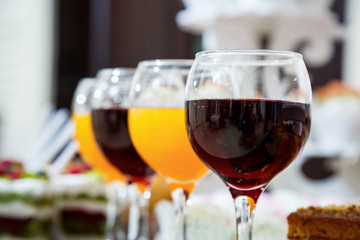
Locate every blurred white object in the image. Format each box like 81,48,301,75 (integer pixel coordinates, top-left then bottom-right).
0,0,56,159
176,0,344,67
344,0,360,90
154,188,352,240
270,153,358,198
272,89,360,198
311,96,360,155
51,174,107,198
47,140,79,177
24,108,70,163
24,108,75,174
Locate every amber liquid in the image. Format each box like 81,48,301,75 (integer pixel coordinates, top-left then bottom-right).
128,108,209,194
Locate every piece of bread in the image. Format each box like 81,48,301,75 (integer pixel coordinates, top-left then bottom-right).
287,205,360,240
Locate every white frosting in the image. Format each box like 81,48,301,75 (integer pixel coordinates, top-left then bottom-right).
0,201,53,219
50,174,106,197
57,200,107,213
0,178,51,197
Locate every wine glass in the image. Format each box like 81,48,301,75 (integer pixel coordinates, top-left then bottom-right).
72,77,130,239
90,68,155,240
72,77,126,183
128,60,209,240
185,50,312,240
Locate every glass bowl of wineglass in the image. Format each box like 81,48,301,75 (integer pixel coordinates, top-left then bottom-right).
185,50,312,240
128,59,209,240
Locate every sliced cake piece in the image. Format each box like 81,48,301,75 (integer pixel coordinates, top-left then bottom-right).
0,159,53,240
52,173,108,240
287,205,360,240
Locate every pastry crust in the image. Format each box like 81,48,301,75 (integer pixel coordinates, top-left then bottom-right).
287,205,360,240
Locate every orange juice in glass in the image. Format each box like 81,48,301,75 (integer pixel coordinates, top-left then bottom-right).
128,60,208,240
129,108,208,194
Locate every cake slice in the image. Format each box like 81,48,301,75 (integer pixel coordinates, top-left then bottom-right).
287,205,360,240
52,173,108,240
0,160,53,240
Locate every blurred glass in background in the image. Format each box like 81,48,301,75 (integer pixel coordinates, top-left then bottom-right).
0,0,56,159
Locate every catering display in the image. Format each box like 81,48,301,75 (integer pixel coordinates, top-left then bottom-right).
52,157,108,240
0,156,111,240
0,160,53,239
6,51,360,240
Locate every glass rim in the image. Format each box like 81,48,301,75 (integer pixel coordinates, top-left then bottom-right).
137,59,194,68
96,67,136,78
195,49,303,63
78,77,96,83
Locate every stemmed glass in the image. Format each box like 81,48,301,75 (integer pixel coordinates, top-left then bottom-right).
128,60,209,240
185,50,312,240
72,77,129,239
72,77,126,183
90,68,155,240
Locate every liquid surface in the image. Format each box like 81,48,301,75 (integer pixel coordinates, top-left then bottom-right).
128,108,208,193
92,108,154,185
186,99,311,192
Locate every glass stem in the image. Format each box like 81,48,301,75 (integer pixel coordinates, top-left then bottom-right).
127,184,150,240
116,186,129,240
105,183,128,240
105,192,117,240
234,196,255,240
171,188,188,240
136,189,150,240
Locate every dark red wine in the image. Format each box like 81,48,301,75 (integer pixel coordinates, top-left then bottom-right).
186,99,310,198
60,208,106,235
0,216,49,237
92,108,154,184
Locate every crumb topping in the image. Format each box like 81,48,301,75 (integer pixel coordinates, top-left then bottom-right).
292,205,360,220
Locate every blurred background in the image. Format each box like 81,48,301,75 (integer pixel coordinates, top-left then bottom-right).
1,0,360,192
0,0,194,160
0,0,352,152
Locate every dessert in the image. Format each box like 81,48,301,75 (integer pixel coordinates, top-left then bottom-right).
0,160,53,240
52,156,109,240
52,174,108,240
287,205,360,240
